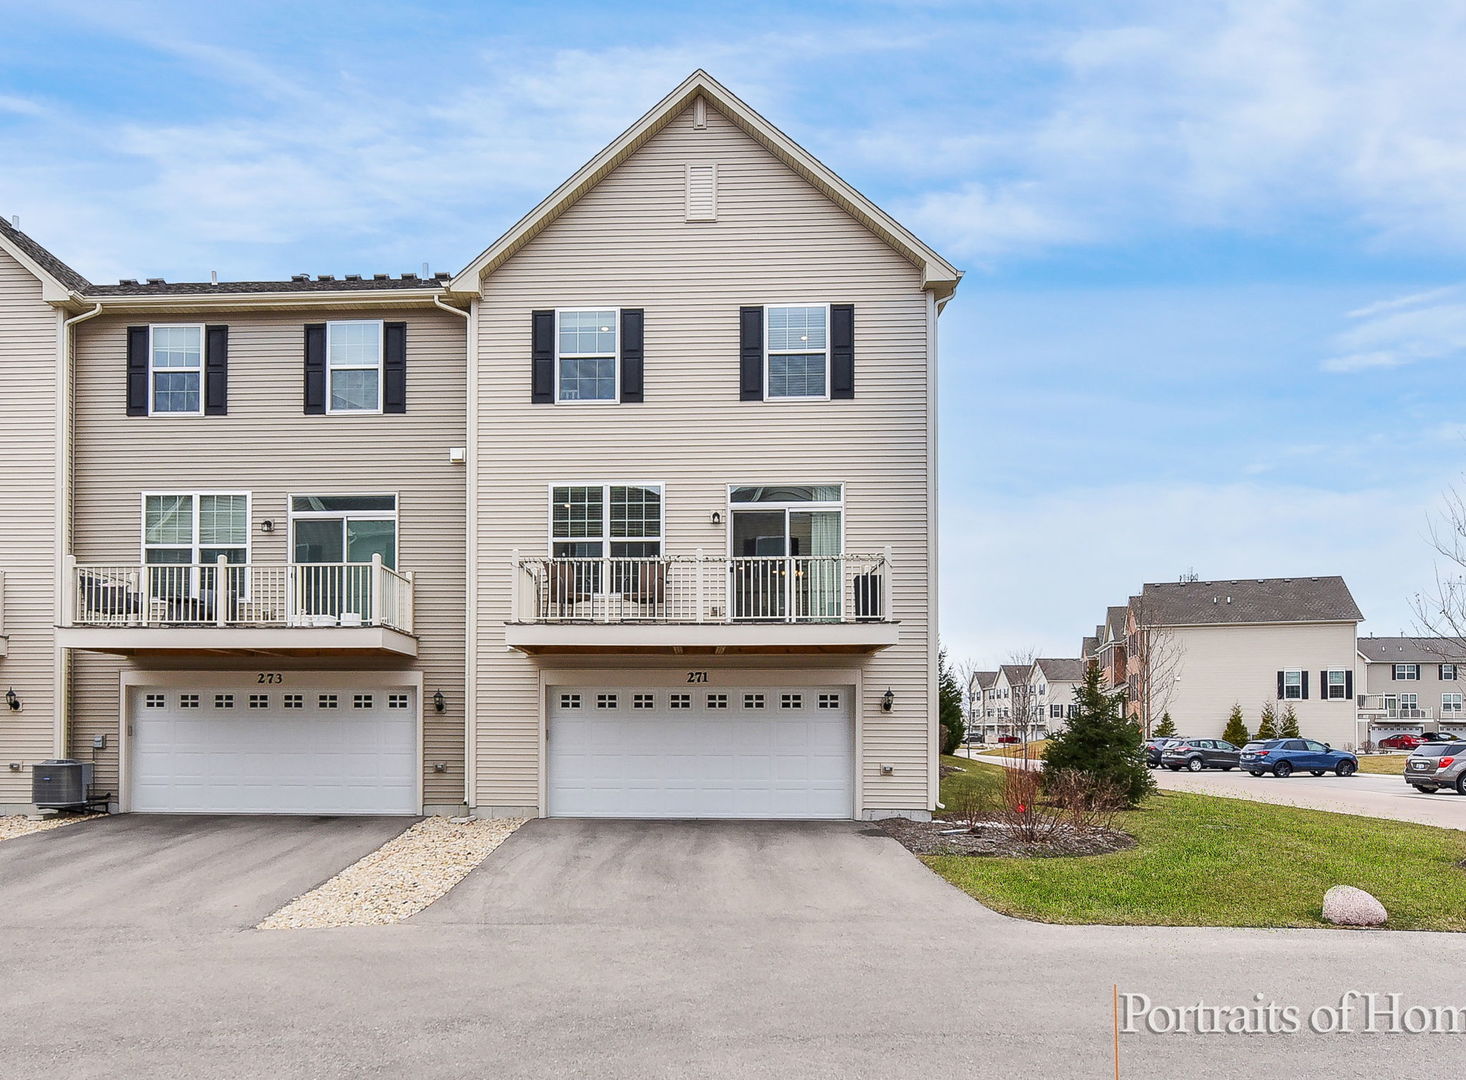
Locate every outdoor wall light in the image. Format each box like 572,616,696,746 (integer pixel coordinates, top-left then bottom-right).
260,519,275,534
5,688,20,712
711,511,723,526
433,690,446,713
881,688,894,713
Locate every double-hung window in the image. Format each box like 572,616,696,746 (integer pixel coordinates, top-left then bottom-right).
150,325,204,415
549,484,662,598
1325,669,1349,700
765,305,828,400
326,321,383,413
556,310,618,403
142,493,249,601
1282,670,1304,699
1443,693,1463,715
1443,664,1459,681
1394,663,1420,681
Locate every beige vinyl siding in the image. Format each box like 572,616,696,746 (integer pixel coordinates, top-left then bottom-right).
0,250,59,805
69,307,467,807
1362,660,1463,726
472,102,934,814
1164,622,1361,746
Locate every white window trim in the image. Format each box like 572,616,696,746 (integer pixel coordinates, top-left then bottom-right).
1394,663,1421,681
763,303,832,402
1442,664,1459,681
139,491,252,566
545,482,665,559
724,482,845,559
286,492,400,566
1325,669,1349,700
1282,669,1304,700
325,320,385,415
1443,692,1463,713
553,307,621,406
148,324,205,418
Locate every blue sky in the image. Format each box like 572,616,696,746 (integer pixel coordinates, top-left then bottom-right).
2,0,1463,666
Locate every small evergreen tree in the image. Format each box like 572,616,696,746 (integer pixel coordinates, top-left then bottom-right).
1043,665,1154,807
938,647,965,755
1152,712,1177,738
1279,703,1301,739
1256,702,1279,740
1222,703,1250,746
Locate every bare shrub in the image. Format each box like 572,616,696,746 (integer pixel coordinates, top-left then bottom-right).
1045,768,1125,836
948,786,989,831
991,763,1064,843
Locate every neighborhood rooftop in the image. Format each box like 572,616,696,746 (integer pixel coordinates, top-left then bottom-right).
1035,658,1085,681
1139,576,1363,626
1357,635,1466,663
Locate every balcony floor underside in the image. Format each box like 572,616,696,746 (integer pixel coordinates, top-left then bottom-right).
503,621,899,655
55,626,419,657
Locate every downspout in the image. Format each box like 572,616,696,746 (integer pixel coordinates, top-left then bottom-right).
54,300,103,763
432,293,475,812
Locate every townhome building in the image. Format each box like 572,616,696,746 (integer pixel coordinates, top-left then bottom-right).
1356,636,1466,739
1031,658,1084,734
968,669,997,735
0,70,959,821
1129,577,1364,746
1093,606,1130,693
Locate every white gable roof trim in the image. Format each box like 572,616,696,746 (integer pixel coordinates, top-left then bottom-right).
448,70,962,299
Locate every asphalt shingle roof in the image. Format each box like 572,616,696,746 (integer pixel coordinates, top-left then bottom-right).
1080,635,1098,658
1357,636,1466,663
1139,576,1363,626
1000,663,1032,684
971,670,998,689
1035,658,1085,682
0,215,90,291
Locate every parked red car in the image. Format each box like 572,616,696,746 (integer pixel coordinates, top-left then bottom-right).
1378,733,1424,751
996,735,1021,744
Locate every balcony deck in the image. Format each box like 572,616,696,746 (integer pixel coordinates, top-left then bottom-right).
504,552,899,655
58,556,417,657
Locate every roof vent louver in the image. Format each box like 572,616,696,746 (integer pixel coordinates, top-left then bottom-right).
316,274,334,282
435,271,450,280
119,278,138,286
146,277,164,285
372,273,388,281
345,274,362,282
291,274,308,282
400,272,417,280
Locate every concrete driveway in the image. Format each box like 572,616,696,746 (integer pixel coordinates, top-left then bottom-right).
0,813,414,932
0,817,1464,1079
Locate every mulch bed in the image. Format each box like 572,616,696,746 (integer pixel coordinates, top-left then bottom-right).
876,816,1135,858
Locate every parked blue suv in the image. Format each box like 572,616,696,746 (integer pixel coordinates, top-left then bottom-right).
1240,738,1358,778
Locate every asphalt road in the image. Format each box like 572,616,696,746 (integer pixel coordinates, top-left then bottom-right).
0,815,1463,1079
968,750,1466,830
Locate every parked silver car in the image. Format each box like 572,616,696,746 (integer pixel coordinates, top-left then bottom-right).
1404,741,1466,794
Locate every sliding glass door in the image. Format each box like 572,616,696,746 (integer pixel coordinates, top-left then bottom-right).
728,485,842,620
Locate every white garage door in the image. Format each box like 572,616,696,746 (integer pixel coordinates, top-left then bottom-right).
129,684,418,814
547,684,854,819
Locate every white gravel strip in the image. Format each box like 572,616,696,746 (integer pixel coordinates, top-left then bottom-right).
256,816,525,930
0,813,101,842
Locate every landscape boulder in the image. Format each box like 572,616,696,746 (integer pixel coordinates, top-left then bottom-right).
1322,885,1387,927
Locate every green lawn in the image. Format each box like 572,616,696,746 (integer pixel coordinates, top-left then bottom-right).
1354,754,1409,776
975,740,1051,759
930,756,1466,931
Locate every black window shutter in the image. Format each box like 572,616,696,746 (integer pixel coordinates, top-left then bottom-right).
303,324,326,415
126,325,149,416
1345,670,1354,699
531,310,554,403
1301,670,1309,700
620,308,644,403
739,306,763,401
830,303,854,399
1319,671,1328,700
383,322,407,413
1276,671,1284,700
204,324,229,416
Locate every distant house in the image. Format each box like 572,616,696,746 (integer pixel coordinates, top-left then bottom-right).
1031,658,1085,735
1133,577,1364,746
1356,636,1466,737
967,670,997,733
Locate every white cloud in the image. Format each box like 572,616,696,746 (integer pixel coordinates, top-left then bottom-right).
1321,284,1466,373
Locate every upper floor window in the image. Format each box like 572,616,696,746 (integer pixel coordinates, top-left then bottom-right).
1443,664,1459,681
1443,693,1463,714
1281,669,1304,699
1394,663,1420,681
1325,669,1349,699
557,309,618,403
150,325,203,415
765,305,828,400
327,321,383,413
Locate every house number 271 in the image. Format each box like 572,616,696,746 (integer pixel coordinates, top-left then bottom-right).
686,671,709,683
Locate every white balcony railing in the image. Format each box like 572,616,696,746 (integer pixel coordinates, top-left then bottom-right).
66,555,414,633
510,550,893,625
1358,694,1441,725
